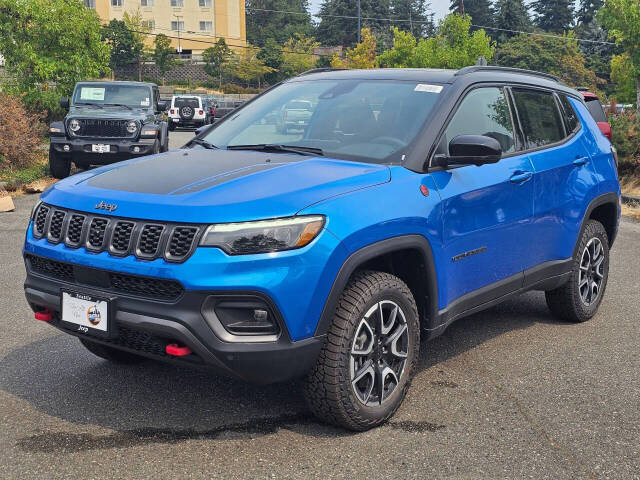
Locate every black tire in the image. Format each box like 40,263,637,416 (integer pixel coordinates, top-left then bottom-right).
75,160,90,170
151,139,160,155
179,106,194,121
168,122,176,131
545,220,610,323
79,338,145,364
49,146,71,179
303,270,420,431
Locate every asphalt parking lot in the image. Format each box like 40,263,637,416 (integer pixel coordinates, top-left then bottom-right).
1,150,639,478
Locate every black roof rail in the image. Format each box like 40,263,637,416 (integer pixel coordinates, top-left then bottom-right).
297,68,345,77
455,65,561,83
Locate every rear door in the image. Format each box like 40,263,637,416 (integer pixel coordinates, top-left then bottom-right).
430,86,535,308
511,89,600,271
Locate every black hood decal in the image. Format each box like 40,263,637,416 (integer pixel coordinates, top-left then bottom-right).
86,149,301,195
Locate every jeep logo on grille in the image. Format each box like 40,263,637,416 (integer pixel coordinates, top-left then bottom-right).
94,201,118,212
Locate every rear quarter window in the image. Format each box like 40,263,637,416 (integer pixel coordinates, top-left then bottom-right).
585,98,607,123
558,95,580,133
512,89,565,149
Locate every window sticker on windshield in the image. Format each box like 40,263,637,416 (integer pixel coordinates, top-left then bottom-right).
414,84,443,93
141,97,150,106
79,87,105,101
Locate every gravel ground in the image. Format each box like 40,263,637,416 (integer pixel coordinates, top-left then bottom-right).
1,158,639,479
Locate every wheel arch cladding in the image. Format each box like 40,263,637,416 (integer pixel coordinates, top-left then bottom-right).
578,192,620,254
314,235,439,337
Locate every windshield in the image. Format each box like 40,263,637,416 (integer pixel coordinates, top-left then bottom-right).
202,79,442,163
72,84,152,108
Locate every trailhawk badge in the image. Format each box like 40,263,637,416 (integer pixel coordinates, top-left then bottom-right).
94,200,118,212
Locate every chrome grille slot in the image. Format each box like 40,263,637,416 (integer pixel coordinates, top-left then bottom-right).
87,218,109,250
33,204,50,238
167,226,199,261
137,224,164,257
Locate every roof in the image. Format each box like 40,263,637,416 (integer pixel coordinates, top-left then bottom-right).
293,67,580,96
75,80,157,88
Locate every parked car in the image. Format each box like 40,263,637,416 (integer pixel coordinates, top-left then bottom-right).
49,81,169,179
578,89,612,140
276,100,314,133
213,100,245,121
168,96,206,130
24,67,620,431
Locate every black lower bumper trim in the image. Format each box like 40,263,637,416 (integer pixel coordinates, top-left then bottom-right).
24,272,324,384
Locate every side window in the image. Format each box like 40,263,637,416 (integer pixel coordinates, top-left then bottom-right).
557,94,580,133
512,89,565,148
442,87,516,155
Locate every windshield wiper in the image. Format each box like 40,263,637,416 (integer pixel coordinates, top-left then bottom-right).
226,144,324,156
102,103,133,110
74,102,103,109
190,138,218,149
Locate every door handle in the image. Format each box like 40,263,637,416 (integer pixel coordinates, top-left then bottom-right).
510,171,532,184
573,156,589,166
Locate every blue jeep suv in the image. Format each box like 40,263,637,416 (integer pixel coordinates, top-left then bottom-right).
23,67,621,430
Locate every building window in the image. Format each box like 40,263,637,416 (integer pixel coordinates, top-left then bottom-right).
141,0,154,6
171,21,185,31
142,20,155,30
83,0,96,7
170,0,183,7
199,0,212,7
199,21,213,31
111,0,123,6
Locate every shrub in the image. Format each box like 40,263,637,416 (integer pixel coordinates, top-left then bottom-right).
610,112,640,175
220,83,262,94
0,93,45,170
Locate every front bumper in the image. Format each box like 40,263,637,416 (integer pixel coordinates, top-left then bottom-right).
24,268,324,384
51,135,157,163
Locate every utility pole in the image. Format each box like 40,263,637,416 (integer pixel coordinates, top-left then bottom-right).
174,14,183,54
458,0,464,15
357,0,361,43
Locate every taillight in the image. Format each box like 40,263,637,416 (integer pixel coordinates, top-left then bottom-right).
170,109,174,114
199,110,204,115
211,107,215,114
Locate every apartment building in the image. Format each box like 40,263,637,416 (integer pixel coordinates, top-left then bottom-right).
84,0,246,55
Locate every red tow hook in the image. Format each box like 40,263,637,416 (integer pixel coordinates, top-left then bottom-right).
166,343,192,356
34,309,53,322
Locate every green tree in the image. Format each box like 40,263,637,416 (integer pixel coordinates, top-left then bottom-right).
246,0,315,47
449,0,495,31
599,0,640,111
281,34,320,77
611,53,638,103
257,38,285,84
378,15,494,69
153,34,178,85
203,39,233,88
531,0,575,32
391,0,435,38
317,0,394,49
331,28,378,69
102,19,140,76
577,0,604,26
122,9,151,81
230,45,275,88
492,0,532,42
0,0,109,117
495,32,598,89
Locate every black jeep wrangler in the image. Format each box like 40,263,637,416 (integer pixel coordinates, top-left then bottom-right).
49,81,169,179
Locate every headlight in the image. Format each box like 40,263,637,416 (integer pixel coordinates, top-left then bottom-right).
49,126,63,134
126,120,138,134
140,125,159,138
200,215,325,255
68,119,80,132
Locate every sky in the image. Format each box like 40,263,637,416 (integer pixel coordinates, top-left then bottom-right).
308,0,450,21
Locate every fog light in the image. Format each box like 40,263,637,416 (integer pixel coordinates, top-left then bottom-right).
202,296,280,340
63,144,70,152
133,146,140,153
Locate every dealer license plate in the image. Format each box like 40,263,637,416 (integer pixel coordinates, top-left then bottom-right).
61,291,109,334
92,144,110,153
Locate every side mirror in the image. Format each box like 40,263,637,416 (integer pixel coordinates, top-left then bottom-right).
60,97,70,110
194,126,206,136
157,101,168,112
435,135,502,167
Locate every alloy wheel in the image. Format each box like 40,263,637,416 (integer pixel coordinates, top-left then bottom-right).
349,300,409,406
578,237,605,306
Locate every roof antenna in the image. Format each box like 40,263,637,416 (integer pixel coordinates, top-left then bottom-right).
476,56,487,66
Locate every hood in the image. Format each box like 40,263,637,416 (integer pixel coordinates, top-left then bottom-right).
41,148,391,223
67,106,151,122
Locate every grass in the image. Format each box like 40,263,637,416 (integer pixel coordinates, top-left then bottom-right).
620,175,640,220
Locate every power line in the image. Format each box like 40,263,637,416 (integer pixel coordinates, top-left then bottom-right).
245,7,617,46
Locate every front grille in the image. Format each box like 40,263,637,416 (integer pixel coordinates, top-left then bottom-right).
26,254,184,301
48,210,66,242
74,119,134,138
32,203,201,263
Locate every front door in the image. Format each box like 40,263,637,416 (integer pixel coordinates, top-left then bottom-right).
430,86,534,309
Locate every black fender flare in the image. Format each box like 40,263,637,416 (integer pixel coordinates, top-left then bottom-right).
572,192,620,258
159,121,169,151
313,235,439,337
